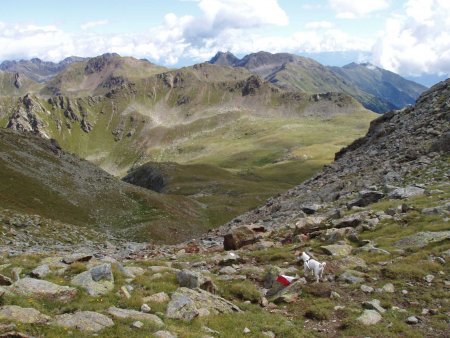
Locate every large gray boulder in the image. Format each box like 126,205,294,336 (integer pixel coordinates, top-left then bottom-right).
0,305,51,324
166,287,241,322
53,311,114,332
10,278,77,302
107,307,164,327
71,263,114,296
176,270,216,293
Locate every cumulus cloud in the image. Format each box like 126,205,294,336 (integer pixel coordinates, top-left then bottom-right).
329,0,390,19
372,0,450,76
80,20,109,30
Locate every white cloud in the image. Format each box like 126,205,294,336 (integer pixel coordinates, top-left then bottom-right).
80,20,109,30
372,0,450,76
305,21,334,30
329,0,389,19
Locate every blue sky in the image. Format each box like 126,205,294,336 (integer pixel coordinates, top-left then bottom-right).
0,0,449,83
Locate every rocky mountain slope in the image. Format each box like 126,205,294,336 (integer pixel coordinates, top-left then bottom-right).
0,80,447,338
209,51,427,113
0,128,211,244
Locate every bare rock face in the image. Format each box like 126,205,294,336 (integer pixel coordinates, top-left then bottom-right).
6,95,48,138
13,73,21,89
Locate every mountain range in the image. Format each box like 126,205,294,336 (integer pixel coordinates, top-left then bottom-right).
209,51,426,112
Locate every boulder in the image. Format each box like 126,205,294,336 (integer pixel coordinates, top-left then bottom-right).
71,263,114,296
223,226,257,250
107,307,164,327
62,253,93,264
357,309,382,325
321,244,353,257
301,204,321,215
219,266,237,275
176,270,216,293
53,311,114,332
394,231,450,249
166,287,240,322
320,227,355,244
347,190,384,208
332,215,364,228
294,216,327,234
388,186,425,199
0,305,50,324
267,279,306,301
10,278,77,302
30,265,51,279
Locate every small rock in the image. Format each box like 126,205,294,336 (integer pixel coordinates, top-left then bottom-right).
62,253,93,264
321,244,353,257
243,327,251,334
262,331,276,338
389,186,425,199
405,316,419,325
120,286,131,299
424,274,434,283
0,305,51,324
11,268,22,282
357,309,382,325
361,285,374,293
0,274,12,286
402,289,408,295
382,283,395,293
363,299,386,314
330,291,341,299
141,304,151,313
131,320,144,329
338,270,365,284
31,265,51,279
219,266,236,275
143,292,170,303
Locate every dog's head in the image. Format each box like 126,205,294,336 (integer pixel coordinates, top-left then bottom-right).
301,252,310,261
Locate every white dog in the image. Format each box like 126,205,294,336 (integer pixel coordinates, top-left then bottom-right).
301,252,326,283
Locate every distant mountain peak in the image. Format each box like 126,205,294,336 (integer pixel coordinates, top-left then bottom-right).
209,51,239,66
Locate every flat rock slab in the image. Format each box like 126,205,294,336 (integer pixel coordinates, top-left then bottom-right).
107,307,164,327
166,287,241,322
10,278,77,302
0,305,50,324
62,253,93,264
394,231,450,248
321,244,353,257
143,292,170,303
53,311,114,332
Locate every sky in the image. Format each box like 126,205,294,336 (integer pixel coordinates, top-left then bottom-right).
0,0,449,84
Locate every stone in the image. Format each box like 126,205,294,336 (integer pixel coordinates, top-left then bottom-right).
219,252,241,266
405,316,419,325
10,278,77,302
357,310,382,325
347,190,384,208
354,243,390,255
321,244,353,257
71,264,114,296
0,305,50,324
363,299,386,314
107,307,164,327
382,283,395,293
123,266,146,278
218,266,237,275
141,303,151,313
53,311,114,332
332,215,364,228
62,253,93,264
294,216,327,234
338,270,365,284
301,204,321,214
394,231,450,249
153,331,177,338
263,266,282,289
120,286,131,299
11,268,21,282
243,327,251,334
330,291,341,299
30,265,51,279
361,285,374,293
131,320,144,329
0,274,12,286
197,308,211,317
177,270,216,293
320,227,355,244
267,280,305,302
166,287,240,322
143,292,170,303
424,274,434,283
223,226,257,250
340,256,367,270
388,186,425,199
262,331,276,338
202,326,220,335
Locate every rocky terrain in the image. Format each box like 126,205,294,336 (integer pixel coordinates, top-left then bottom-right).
0,76,448,337
210,51,426,113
